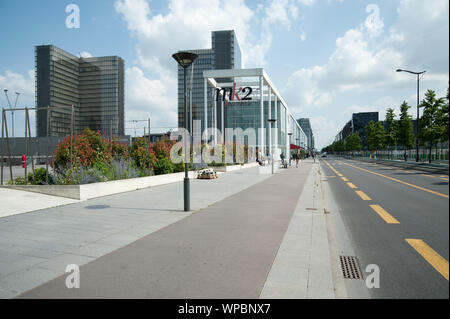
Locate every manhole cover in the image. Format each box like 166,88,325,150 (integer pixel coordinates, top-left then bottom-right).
340,255,362,279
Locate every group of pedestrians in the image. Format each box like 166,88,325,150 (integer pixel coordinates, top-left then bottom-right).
280,152,301,168
257,149,313,168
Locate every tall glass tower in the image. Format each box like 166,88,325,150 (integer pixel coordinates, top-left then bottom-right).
35,45,124,137
177,30,242,135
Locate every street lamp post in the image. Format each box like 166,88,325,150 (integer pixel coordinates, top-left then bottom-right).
288,132,293,166
172,52,198,212
268,119,276,174
396,69,426,162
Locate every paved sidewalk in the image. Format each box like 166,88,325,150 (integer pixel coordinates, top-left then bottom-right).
0,188,79,218
17,163,312,298
260,160,335,298
0,167,270,298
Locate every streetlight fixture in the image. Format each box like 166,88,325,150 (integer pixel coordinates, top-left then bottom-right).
3,89,17,138
172,51,198,211
396,68,426,162
268,119,277,174
288,132,293,166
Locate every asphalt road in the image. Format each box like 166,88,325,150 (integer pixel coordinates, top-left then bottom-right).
321,156,449,298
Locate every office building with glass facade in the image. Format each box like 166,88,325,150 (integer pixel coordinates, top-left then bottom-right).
297,118,314,153
335,112,379,149
177,30,241,136
35,45,124,137
203,68,307,158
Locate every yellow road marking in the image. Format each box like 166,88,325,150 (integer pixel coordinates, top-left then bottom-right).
347,182,357,189
441,178,449,182
341,177,349,182
355,190,371,200
327,175,336,178
440,175,449,178
369,204,400,224
405,239,449,281
337,173,343,177
344,163,449,199
422,174,435,178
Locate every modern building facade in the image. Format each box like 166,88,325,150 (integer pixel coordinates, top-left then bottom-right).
297,118,314,153
203,68,307,158
35,45,124,137
177,30,241,135
335,112,378,149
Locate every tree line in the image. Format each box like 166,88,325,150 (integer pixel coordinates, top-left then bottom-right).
322,86,449,163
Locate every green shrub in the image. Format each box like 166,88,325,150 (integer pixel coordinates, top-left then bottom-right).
53,128,113,169
7,176,26,185
27,168,53,185
153,156,174,175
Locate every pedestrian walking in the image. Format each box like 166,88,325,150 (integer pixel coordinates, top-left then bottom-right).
280,152,287,168
295,152,299,168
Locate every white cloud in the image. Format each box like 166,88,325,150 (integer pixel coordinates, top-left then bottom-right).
115,0,302,135
298,0,316,6
125,66,178,132
0,70,35,105
364,4,384,37
300,31,306,41
283,0,448,149
79,51,93,58
284,0,448,111
310,115,340,149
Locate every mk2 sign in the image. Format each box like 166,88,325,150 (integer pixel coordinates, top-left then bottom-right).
215,83,253,102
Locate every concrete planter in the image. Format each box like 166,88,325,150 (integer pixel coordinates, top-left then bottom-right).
213,162,258,172
1,171,197,200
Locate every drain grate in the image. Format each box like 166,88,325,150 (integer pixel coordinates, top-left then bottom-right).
339,256,362,279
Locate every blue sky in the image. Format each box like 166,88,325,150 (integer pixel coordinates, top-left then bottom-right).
0,0,448,149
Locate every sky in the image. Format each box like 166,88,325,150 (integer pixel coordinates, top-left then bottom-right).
0,0,448,149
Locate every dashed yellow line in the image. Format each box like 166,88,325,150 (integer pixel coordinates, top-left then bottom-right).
355,190,371,200
344,163,449,199
406,239,449,281
369,204,400,224
341,177,349,182
421,174,435,178
347,182,357,189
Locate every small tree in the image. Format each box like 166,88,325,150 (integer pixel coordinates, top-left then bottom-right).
438,85,449,143
365,121,386,157
397,101,414,161
345,132,362,156
385,108,398,159
419,89,445,163
334,139,345,154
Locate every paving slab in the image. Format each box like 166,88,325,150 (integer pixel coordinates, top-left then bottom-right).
17,164,311,298
1,166,270,298
0,187,79,218
260,160,335,299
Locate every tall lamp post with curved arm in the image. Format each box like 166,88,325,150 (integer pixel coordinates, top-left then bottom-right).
396,68,426,162
172,52,198,211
